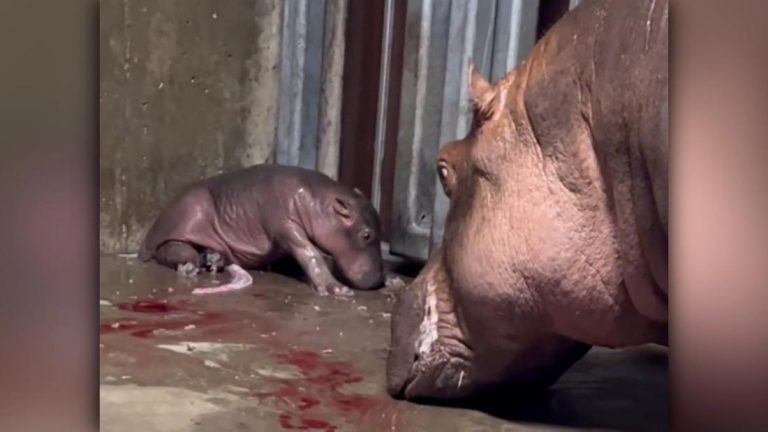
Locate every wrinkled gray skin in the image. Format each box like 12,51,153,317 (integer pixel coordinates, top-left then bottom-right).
139,164,385,295
388,0,668,400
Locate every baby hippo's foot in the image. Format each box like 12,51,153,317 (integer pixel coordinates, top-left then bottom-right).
385,274,407,289
176,262,200,277
315,282,354,297
203,249,226,273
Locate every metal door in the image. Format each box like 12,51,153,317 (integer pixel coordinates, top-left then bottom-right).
272,0,581,263
389,0,543,262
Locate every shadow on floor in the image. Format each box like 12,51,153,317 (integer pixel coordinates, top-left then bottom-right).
266,254,424,286
408,346,668,432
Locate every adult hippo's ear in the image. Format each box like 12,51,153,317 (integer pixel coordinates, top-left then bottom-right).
469,61,493,104
468,61,504,121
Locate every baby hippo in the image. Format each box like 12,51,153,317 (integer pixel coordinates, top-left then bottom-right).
138,164,385,295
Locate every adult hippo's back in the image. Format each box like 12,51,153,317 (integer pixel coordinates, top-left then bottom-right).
139,164,385,295
388,0,668,399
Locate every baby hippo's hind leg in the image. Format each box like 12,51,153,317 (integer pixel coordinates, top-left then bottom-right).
155,241,203,277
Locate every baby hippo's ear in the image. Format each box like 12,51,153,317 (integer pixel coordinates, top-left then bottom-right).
333,196,352,219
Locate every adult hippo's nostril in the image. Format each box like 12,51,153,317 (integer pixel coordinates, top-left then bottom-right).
402,356,475,401
386,280,427,398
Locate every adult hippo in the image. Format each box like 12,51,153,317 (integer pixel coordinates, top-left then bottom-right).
387,0,668,400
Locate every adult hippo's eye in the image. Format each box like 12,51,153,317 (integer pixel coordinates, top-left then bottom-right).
437,161,454,197
438,165,449,181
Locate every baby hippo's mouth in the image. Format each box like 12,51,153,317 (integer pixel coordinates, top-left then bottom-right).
333,255,385,291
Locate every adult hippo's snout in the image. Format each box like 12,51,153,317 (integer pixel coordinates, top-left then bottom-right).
387,249,591,401
386,250,477,400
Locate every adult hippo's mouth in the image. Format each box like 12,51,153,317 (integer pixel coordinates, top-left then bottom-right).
386,250,477,400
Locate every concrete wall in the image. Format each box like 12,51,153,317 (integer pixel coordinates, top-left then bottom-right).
100,0,282,254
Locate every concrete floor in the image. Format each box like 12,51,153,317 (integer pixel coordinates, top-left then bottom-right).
100,255,668,432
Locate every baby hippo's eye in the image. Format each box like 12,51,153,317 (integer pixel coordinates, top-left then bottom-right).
360,230,371,242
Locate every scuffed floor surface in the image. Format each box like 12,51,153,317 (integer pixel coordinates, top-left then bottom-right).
100,255,668,432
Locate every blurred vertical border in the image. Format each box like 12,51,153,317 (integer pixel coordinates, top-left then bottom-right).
1,0,768,430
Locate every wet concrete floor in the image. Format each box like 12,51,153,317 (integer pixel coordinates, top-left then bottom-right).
100,255,668,432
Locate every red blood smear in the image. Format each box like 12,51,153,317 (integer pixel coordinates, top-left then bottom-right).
333,395,375,414
100,319,206,338
255,350,381,431
278,413,336,431
297,396,321,411
101,299,223,338
279,351,323,373
254,386,320,411
116,299,180,314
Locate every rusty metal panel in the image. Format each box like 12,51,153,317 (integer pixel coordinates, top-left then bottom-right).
275,0,327,169
491,0,540,82
389,0,451,261
389,0,540,261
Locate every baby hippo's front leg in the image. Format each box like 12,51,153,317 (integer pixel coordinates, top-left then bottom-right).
297,250,353,296
281,226,353,296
